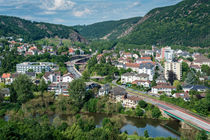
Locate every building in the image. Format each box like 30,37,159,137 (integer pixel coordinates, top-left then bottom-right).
16,62,56,73
173,93,190,101
121,72,149,84
161,46,174,62
139,63,155,81
48,82,69,95
136,57,152,63
122,95,141,108
98,84,111,96
183,85,209,93
132,80,151,88
62,73,75,83
156,75,167,84
164,62,182,80
111,87,127,101
125,63,140,72
43,72,61,83
151,85,176,96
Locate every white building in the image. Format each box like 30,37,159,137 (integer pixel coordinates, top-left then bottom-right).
62,73,75,83
151,85,176,96
139,63,155,81
121,72,149,84
16,62,56,73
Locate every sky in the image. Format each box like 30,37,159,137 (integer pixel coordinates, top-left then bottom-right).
0,0,182,26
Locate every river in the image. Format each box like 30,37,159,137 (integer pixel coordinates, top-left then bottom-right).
3,113,182,139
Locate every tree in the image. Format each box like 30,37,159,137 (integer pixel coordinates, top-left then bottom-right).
135,106,144,116
196,130,208,140
68,79,88,108
11,74,34,104
138,100,147,108
173,80,182,91
100,56,106,64
75,50,80,55
201,65,210,76
152,107,161,119
144,130,149,138
82,70,90,82
185,70,196,85
168,70,177,85
151,80,157,87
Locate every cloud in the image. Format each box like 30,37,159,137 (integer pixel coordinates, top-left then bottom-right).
73,8,92,17
41,0,75,11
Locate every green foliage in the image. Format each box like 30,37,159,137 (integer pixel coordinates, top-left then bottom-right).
84,98,99,113
144,130,149,138
11,74,34,104
138,100,148,108
196,130,208,140
135,106,144,116
120,0,210,47
185,70,196,85
68,79,91,108
74,17,141,40
168,71,177,85
201,65,210,76
151,107,161,119
0,15,85,42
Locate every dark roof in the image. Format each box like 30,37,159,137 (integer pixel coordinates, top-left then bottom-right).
111,87,127,96
139,63,154,69
183,85,209,90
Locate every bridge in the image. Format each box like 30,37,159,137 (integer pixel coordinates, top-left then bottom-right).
112,80,210,134
65,55,91,79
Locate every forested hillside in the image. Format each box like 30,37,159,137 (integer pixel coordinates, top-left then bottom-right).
73,17,141,40
120,0,210,47
0,15,86,43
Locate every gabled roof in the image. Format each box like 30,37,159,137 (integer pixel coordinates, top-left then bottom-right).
111,87,127,96
125,63,140,68
2,73,11,78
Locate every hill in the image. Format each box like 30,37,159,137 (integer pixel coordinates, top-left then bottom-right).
73,17,141,40
120,0,210,47
0,15,86,43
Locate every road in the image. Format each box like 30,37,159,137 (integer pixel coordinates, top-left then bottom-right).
112,79,210,133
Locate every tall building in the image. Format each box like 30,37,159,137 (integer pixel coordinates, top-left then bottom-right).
161,46,174,62
164,62,182,80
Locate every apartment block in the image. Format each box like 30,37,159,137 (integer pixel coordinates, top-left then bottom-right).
16,62,56,73
164,62,182,80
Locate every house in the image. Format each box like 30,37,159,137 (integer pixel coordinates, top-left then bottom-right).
156,75,167,84
133,54,139,59
136,57,152,63
121,72,149,84
111,87,127,101
0,88,10,97
173,92,190,101
62,73,75,83
151,85,176,96
183,85,209,93
190,65,201,72
1,73,12,85
125,63,140,72
114,62,125,69
139,63,155,81
178,59,191,66
193,55,210,67
98,84,111,96
132,80,151,88
123,52,132,59
48,82,69,95
69,48,75,55
43,71,61,84
122,95,142,108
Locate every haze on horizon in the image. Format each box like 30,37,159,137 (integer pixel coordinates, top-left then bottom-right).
0,0,182,26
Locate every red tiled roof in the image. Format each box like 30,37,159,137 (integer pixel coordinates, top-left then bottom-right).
2,73,11,78
140,57,151,60
125,63,140,68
